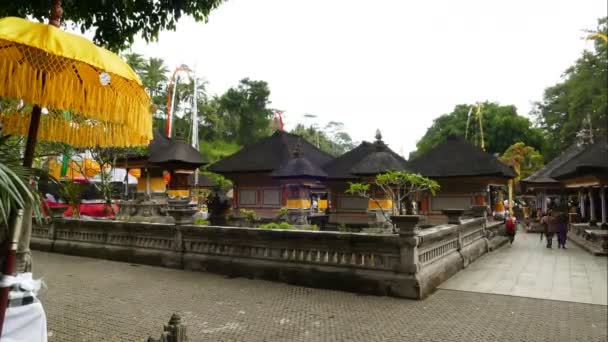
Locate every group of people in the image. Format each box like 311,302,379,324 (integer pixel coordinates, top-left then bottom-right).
539,209,569,249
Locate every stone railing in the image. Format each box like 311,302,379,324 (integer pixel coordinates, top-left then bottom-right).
32,213,506,299
568,223,608,256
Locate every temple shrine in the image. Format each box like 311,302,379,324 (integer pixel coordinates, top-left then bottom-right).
208,130,333,219
408,135,517,224
323,130,407,227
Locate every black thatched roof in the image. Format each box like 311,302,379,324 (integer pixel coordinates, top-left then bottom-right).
551,140,608,180
271,157,328,178
115,130,207,169
208,131,333,174
148,131,208,169
323,131,407,179
271,139,328,178
407,136,516,178
521,143,585,185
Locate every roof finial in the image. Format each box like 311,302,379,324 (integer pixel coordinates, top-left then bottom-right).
576,114,594,146
293,138,303,158
375,129,382,142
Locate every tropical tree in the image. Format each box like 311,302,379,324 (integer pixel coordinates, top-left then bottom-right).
291,123,355,156
123,52,147,77
532,17,607,159
0,134,43,230
2,0,225,52
410,102,545,159
142,58,170,97
217,78,274,145
499,142,544,184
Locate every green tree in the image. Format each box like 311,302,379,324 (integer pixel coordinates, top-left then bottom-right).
217,78,273,145
122,52,147,77
142,58,170,97
2,0,225,52
532,17,607,159
410,102,545,159
499,142,544,184
291,123,355,156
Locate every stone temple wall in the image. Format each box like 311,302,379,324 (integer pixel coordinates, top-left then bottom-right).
32,217,507,299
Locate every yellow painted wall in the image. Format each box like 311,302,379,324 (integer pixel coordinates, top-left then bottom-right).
368,199,392,210
136,177,166,193
318,199,328,209
168,189,190,198
287,199,310,209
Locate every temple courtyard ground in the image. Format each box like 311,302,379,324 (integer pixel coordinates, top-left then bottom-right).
34,230,607,342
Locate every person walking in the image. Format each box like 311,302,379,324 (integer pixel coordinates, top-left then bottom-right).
544,209,558,248
505,215,517,246
556,212,569,249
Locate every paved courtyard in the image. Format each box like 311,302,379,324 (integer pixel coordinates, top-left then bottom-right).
33,247,607,342
440,229,608,305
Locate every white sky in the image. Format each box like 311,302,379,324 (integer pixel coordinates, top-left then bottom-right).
130,0,606,157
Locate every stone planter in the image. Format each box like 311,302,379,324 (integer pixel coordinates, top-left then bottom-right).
470,205,487,218
49,206,66,219
442,208,465,224
391,215,421,235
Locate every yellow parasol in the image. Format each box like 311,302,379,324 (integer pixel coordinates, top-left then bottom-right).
0,16,152,148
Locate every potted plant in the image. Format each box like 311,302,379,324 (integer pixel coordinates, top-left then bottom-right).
59,181,83,219
346,171,439,232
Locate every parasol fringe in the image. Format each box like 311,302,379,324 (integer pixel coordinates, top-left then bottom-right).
0,57,152,144
0,111,149,148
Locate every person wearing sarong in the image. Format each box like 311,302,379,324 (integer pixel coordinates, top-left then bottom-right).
556,213,569,249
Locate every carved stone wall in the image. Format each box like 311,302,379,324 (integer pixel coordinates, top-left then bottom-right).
32,217,505,299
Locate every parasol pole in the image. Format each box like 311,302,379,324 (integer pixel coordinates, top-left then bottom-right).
0,1,62,337
192,74,199,188
0,210,25,335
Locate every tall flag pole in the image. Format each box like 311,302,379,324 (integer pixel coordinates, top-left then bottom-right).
274,110,284,131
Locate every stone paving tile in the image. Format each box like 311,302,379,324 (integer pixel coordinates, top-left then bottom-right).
439,228,608,305
33,251,607,342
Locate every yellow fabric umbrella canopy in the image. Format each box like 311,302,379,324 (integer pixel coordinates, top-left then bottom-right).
0,16,152,147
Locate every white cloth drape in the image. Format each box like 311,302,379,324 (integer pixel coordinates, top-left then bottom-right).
0,273,47,342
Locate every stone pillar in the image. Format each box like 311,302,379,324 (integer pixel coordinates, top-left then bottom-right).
600,187,606,225
393,215,421,274
147,313,188,342
541,192,548,213
589,188,597,222
581,190,587,220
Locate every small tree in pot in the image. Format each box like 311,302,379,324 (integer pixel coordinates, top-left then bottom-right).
346,171,439,230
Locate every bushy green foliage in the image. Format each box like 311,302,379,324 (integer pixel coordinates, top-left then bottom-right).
299,224,319,231
533,17,607,159
193,217,210,226
275,207,289,221
291,121,356,156
410,102,545,159
2,1,225,52
239,209,259,226
259,222,294,230
200,141,242,164
499,142,545,183
59,182,83,218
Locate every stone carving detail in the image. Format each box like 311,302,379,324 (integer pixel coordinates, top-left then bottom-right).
183,239,399,270
147,313,188,342
419,239,458,264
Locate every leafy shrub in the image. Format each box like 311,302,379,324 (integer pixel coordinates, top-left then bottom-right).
239,208,259,226
299,224,319,231
259,222,279,229
193,217,210,226
259,222,294,230
278,222,293,230
275,207,289,221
